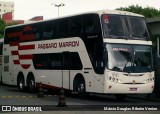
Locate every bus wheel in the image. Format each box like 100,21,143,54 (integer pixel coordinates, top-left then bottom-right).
115,94,126,101
17,76,25,92
27,77,36,93
75,79,87,98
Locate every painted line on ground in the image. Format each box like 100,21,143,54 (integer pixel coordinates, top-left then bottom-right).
0,95,56,99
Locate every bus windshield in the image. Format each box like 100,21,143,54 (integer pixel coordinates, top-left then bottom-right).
102,14,149,40
106,44,153,73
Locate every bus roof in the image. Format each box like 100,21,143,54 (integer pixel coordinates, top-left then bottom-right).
5,9,144,29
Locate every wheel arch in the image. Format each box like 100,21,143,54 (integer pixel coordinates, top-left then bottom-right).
73,73,85,91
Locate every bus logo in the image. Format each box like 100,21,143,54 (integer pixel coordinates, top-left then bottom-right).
132,80,135,84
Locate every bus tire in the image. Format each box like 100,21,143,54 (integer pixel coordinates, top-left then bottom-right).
17,75,25,92
27,74,36,93
74,77,88,98
115,94,126,101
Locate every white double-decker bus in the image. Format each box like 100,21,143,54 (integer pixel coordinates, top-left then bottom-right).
2,10,154,99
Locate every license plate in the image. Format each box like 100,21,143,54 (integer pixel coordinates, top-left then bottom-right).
129,88,137,91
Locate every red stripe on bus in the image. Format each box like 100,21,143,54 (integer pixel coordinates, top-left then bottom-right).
19,55,33,59
9,42,19,46
11,51,19,55
13,60,20,64
21,64,31,69
36,83,70,92
19,44,35,50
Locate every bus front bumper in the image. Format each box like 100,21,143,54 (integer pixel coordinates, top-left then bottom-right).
105,81,154,94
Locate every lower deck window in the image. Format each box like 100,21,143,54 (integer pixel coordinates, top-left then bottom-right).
33,52,82,70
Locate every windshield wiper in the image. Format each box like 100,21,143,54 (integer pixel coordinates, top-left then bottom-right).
112,66,122,72
130,35,149,41
142,37,149,41
109,35,126,39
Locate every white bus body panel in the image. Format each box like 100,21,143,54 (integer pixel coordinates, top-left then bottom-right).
104,70,154,93
2,37,98,92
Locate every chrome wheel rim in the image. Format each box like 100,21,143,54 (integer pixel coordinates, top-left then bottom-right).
19,79,24,90
78,83,84,92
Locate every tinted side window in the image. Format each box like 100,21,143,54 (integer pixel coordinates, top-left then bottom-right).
70,16,82,37
58,18,70,38
33,53,63,70
83,14,101,38
31,23,42,41
63,52,70,70
50,53,63,69
4,27,21,44
33,52,82,70
41,20,58,40
70,52,83,70
5,24,42,44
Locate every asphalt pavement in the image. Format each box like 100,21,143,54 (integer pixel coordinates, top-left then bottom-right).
1,83,160,114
